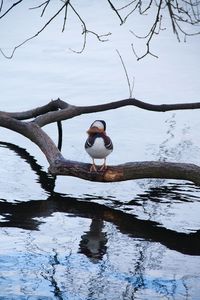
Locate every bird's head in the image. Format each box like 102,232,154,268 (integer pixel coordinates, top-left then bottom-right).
87,120,106,134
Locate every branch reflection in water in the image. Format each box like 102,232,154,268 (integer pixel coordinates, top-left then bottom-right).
0,141,200,299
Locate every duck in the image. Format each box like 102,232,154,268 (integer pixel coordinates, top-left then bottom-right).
85,120,113,172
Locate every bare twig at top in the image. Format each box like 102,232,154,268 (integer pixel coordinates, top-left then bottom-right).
68,2,111,53
130,0,200,60
29,0,51,18
0,0,23,19
0,0,200,59
62,3,68,32
130,0,163,60
107,0,124,24
0,0,3,13
0,1,70,59
117,0,138,11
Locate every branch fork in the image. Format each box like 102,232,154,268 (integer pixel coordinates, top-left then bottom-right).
1,97,200,185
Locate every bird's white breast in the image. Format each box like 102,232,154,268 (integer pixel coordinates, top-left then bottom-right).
86,137,112,159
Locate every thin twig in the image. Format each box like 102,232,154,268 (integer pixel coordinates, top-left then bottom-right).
0,0,200,60
68,3,87,53
41,0,51,17
131,0,162,60
0,1,70,59
166,0,180,40
118,0,138,11
29,0,50,13
107,0,124,24
0,0,23,19
69,2,111,53
131,43,139,60
116,49,134,98
62,3,68,32
0,0,3,13
139,0,153,14
124,1,140,22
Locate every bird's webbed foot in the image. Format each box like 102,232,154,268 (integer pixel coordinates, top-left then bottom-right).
99,160,107,171
90,163,97,172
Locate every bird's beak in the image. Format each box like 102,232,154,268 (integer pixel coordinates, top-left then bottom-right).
87,126,104,134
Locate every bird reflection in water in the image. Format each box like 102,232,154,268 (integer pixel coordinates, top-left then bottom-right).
79,218,107,263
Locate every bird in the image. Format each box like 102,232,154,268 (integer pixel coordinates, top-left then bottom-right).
85,120,113,172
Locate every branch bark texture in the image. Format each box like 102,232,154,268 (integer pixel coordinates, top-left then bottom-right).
1,97,200,185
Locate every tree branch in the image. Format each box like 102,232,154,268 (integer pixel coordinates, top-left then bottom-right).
131,0,163,60
5,98,200,126
29,0,51,17
107,0,124,24
116,49,135,98
57,120,63,151
0,0,23,19
1,97,200,185
0,1,70,59
0,0,200,59
0,0,3,13
3,99,69,120
49,160,200,185
68,2,111,54
35,98,200,127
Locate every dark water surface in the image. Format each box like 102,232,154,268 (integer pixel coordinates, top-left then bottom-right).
0,142,200,299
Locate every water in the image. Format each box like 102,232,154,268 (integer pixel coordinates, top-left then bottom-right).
0,1,200,299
